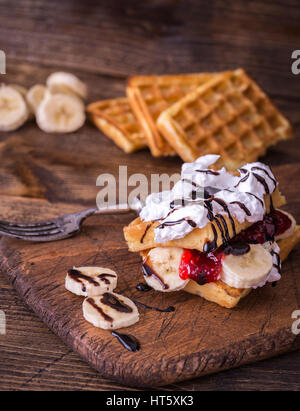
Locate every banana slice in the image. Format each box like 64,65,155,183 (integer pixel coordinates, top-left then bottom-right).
143,247,188,292
26,84,49,114
36,93,85,133
83,292,139,330
65,266,117,297
221,243,273,289
0,85,29,131
275,209,296,241
46,72,87,100
10,84,28,99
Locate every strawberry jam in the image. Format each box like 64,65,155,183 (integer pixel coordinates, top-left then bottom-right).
179,210,291,285
179,248,224,285
272,209,292,236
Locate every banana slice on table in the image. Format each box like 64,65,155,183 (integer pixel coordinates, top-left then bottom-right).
10,84,28,99
143,247,188,292
83,292,139,330
46,72,87,100
0,85,29,131
26,84,49,114
221,243,273,289
275,209,296,241
65,266,117,297
36,93,85,133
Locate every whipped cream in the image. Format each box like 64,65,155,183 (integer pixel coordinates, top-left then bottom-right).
140,155,278,244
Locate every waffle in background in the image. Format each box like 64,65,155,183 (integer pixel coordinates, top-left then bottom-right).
126,73,216,157
87,98,147,153
157,69,293,170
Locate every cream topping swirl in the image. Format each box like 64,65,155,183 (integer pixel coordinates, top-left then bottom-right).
139,155,278,243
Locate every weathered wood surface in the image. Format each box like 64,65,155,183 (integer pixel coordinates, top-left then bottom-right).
0,0,300,390
0,164,299,387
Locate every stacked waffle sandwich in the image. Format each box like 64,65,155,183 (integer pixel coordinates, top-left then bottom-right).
124,155,300,308
87,69,293,169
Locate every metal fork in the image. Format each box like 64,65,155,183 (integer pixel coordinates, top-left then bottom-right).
0,202,140,242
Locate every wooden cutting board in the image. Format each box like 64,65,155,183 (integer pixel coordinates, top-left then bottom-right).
0,164,300,387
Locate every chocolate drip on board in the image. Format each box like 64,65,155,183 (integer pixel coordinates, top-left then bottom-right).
111,331,140,352
133,300,175,313
136,283,152,292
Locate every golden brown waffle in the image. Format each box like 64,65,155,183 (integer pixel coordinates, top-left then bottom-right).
87,98,147,154
127,73,217,157
157,69,293,169
123,189,286,253
184,224,300,308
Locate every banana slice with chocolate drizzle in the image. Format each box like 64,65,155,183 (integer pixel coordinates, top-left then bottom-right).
83,292,139,330
65,267,117,297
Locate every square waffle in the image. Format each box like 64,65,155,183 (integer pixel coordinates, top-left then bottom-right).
157,69,293,169
126,73,216,156
87,98,147,153
123,188,286,253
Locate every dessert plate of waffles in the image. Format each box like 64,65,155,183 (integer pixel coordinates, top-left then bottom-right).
88,69,293,170
124,154,300,308
2,68,299,387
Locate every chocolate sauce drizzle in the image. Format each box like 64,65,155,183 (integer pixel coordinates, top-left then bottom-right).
98,273,116,285
213,197,236,237
203,224,218,253
68,269,116,292
133,300,175,313
235,173,249,186
252,172,270,194
68,269,100,293
195,169,220,176
158,217,196,229
111,331,140,352
142,263,169,290
246,191,264,207
230,201,251,216
271,250,281,273
140,223,151,243
136,283,152,292
86,297,113,322
251,166,277,188
101,292,133,313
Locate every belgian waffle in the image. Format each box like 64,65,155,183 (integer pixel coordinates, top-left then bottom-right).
157,69,293,169
87,98,147,153
123,188,286,253
126,73,216,156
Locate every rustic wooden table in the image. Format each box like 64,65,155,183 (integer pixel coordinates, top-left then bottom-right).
0,0,300,390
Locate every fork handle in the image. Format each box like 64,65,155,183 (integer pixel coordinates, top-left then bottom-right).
79,204,134,220
94,203,133,214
